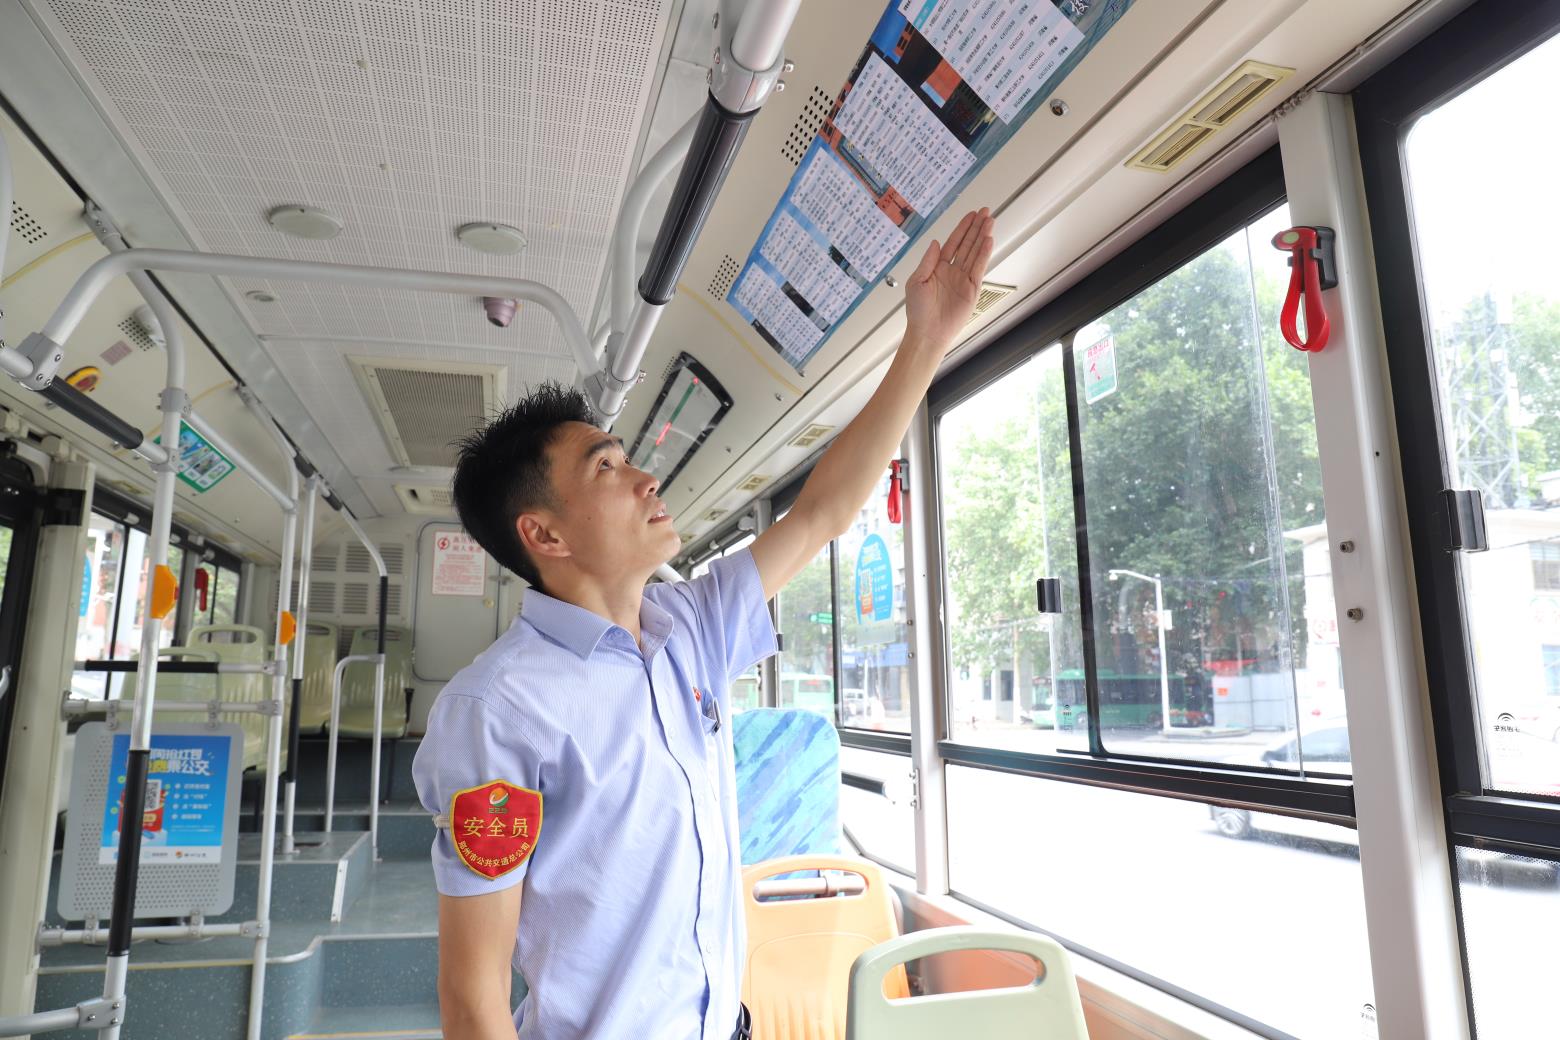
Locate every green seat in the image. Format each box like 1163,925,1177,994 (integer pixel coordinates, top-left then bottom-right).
846,927,1088,1040
292,621,340,734
118,624,272,772
333,626,414,739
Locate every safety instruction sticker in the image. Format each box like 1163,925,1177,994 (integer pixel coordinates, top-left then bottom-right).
431,530,486,596
450,780,542,880
728,0,1135,371
153,422,234,493
99,733,231,865
1083,335,1117,403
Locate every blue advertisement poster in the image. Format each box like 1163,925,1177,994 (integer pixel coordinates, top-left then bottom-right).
855,532,894,623
99,732,231,865
728,0,1134,371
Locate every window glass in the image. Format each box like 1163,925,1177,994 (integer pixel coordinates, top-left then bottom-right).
839,746,914,874
774,538,837,720
1069,205,1345,768
1404,30,1560,794
72,514,128,700
940,347,1085,751
1456,845,1560,1038
690,533,763,709
946,766,1373,1036
837,471,911,734
211,563,239,627
0,524,10,593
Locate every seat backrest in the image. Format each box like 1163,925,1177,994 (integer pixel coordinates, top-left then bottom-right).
295,621,339,731
342,626,414,717
742,855,907,1040
732,708,841,864
117,644,271,771
845,927,1088,1040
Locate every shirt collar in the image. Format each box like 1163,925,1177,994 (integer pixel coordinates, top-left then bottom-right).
519,586,676,660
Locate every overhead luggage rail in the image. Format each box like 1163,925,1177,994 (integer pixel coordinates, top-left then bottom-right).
590,0,802,424
6,248,601,392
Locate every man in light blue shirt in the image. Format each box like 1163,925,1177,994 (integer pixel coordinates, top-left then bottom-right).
414,208,994,1040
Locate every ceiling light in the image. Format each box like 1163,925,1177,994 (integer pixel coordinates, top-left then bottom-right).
245,290,277,304
267,204,344,240
456,222,527,256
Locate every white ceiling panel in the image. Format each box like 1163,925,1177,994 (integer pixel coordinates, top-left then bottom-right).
31,0,674,506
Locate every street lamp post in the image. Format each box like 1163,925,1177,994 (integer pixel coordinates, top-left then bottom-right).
1108,568,1172,736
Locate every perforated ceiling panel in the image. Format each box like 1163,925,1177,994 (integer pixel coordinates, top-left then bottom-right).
37,0,674,511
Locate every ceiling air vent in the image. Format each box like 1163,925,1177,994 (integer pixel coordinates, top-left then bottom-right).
782,85,835,167
9,203,47,245
1127,61,1293,173
349,358,505,468
395,484,457,516
709,254,741,300
789,423,835,449
736,474,770,493
117,315,157,352
968,282,1016,325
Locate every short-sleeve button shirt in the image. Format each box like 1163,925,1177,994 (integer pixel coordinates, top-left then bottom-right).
413,549,776,1040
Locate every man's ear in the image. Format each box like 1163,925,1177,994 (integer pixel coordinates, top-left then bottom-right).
517,511,570,561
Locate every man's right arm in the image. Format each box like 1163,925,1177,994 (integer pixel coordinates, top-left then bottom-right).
437,887,524,1040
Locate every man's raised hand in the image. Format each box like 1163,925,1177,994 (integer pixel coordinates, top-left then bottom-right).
903,207,996,353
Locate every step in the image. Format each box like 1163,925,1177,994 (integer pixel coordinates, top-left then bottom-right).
216,831,373,924
288,1003,443,1039
280,806,437,863
35,861,441,1040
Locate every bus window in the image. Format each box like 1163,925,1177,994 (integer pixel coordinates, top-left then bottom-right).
73,514,128,700
837,471,911,734
939,345,1086,753
774,536,837,720
1069,204,1344,768
945,766,1371,1036
1395,29,1560,1039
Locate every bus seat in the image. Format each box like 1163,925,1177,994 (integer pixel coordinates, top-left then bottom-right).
332,626,414,740
117,625,272,772
732,709,842,864
742,856,908,1040
293,621,339,733
845,927,1088,1040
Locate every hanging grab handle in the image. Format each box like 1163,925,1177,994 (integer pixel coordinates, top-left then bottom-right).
1272,226,1337,353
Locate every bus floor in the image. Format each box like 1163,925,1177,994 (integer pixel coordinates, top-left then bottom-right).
32,736,470,1040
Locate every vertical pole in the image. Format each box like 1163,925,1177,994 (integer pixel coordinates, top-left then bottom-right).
370,575,387,859
99,386,181,1040
247,501,296,1040
283,478,318,854
904,407,950,896
324,657,348,834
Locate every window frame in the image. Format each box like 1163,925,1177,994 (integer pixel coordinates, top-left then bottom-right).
1354,0,1560,856
925,146,1359,825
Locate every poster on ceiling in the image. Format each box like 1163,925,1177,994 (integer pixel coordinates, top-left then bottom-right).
727,0,1135,372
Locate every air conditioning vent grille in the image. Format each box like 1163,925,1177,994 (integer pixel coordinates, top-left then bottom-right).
789,424,835,449
736,474,770,492
703,509,727,523
968,282,1017,324
351,358,503,469
1127,61,1293,174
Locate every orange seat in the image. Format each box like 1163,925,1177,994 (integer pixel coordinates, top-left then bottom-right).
741,856,909,1040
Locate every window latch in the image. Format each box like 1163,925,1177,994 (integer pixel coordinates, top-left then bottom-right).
1036,577,1063,614
1442,488,1488,553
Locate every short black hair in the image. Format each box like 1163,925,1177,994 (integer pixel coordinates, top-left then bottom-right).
452,381,596,589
